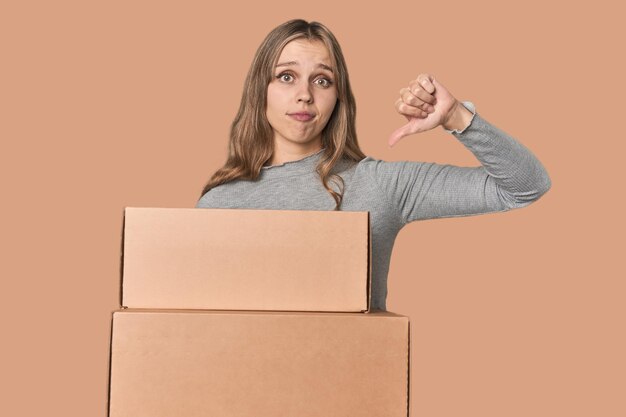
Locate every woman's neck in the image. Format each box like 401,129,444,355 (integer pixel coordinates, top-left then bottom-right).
267,141,323,166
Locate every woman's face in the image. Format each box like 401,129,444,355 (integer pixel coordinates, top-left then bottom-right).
266,38,338,154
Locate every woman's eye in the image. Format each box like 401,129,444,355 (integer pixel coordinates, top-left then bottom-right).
277,73,293,82
315,78,332,88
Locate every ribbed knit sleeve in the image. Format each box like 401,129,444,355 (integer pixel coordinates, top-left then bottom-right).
360,103,551,225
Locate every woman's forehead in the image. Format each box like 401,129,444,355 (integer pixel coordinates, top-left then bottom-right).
276,39,332,69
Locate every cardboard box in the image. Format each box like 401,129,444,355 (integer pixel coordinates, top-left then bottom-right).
108,309,410,417
121,207,371,312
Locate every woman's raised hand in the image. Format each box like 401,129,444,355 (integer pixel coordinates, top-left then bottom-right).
388,74,459,147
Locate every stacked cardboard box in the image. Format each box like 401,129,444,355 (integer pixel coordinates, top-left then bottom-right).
107,207,410,417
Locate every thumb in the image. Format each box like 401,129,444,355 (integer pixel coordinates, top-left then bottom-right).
388,122,414,147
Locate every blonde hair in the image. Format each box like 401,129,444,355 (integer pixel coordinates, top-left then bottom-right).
199,19,365,209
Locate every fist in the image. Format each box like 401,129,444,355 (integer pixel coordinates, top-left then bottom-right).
388,73,458,147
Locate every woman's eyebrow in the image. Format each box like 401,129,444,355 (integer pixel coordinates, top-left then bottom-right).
275,61,334,73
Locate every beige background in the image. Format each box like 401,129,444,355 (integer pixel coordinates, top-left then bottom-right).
2,1,623,416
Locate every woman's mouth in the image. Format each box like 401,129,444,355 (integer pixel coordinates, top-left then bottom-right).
289,112,315,122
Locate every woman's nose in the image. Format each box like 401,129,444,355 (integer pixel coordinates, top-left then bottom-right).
296,82,313,104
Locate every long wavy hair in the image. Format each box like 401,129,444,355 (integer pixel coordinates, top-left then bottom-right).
199,19,366,209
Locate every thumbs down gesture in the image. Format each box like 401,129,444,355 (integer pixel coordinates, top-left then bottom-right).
388,74,469,147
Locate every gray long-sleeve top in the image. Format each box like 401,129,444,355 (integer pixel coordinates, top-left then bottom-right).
196,102,551,310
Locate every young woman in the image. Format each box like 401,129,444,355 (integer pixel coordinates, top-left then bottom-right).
196,19,551,311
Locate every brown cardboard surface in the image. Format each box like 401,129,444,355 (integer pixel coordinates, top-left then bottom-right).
122,207,370,311
108,309,409,417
